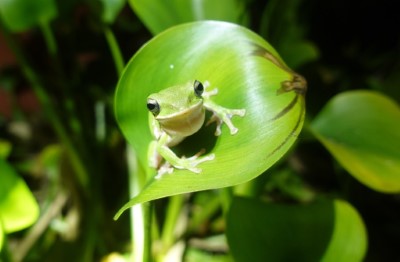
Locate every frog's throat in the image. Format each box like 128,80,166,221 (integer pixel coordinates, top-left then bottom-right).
157,102,205,138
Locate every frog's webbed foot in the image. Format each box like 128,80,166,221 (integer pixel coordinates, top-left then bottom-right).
202,82,246,136
207,108,246,136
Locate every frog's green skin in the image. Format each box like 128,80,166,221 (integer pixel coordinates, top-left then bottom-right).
147,80,246,178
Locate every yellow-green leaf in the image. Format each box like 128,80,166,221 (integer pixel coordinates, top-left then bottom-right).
129,0,247,35
311,90,400,193
0,159,39,233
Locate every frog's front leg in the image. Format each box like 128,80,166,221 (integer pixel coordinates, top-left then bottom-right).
202,85,246,136
153,133,215,178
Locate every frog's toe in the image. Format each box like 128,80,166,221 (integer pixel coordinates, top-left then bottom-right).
235,109,246,117
187,166,202,174
155,163,174,179
229,126,239,135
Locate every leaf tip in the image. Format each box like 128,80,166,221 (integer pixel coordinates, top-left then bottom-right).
113,203,130,221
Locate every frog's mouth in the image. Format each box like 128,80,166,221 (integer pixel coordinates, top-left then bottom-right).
157,101,205,137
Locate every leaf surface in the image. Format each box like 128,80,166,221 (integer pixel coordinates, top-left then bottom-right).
226,197,367,262
0,159,39,233
129,0,247,34
114,21,306,218
311,90,400,193
0,0,57,32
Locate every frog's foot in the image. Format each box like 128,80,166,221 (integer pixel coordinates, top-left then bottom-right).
155,150,215,178
206,108,246,136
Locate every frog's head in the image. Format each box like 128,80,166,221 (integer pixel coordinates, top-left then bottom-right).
146,80,206,137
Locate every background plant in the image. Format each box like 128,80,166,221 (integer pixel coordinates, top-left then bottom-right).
0,0,399,261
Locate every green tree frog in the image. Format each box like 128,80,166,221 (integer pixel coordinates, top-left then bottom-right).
146,80,246,178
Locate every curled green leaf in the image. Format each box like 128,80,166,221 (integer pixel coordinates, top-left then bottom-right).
114,21,306,219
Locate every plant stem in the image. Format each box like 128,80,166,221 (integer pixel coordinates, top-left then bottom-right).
39,21,57,56
104,25,153,261
160,195,185,255
0,19,89,189
127,147,152,262
104,25,125,76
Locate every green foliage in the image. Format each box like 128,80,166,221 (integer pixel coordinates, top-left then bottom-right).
311,91,400,193
0,0,399,261
0,159,39,235
99,0,126,24
114,21,305,218
0,0,57,32
227,197,367,262
0,140,11,159
129,0,248,34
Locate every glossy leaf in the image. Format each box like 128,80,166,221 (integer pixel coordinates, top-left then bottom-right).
0,0,57,32
311,90,400,193
129,0,247,35
0,159,39,233
226,197,367,262
99,0,126,24
114,21,306,219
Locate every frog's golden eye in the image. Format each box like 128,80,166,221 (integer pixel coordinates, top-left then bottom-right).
193,80,204,97
147,98,160,116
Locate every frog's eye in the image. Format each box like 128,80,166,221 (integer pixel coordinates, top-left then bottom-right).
147,98,160,116
193,80,204,97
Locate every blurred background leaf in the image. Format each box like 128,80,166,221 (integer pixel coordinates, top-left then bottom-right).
0,139,11,159
0,158,39,233
227,197,367,262
311,90,400,193
99,0,126,24
128,0,248,34
0,0,57,32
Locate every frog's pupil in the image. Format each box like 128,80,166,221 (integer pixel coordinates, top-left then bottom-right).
194,80,204,97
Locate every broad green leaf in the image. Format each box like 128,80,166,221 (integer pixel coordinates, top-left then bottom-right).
114,21,306,218
311,90,400,193
226,197,367,262
129,0,248,35
99,0,126,24
0,0,57,32
0,158,39,233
